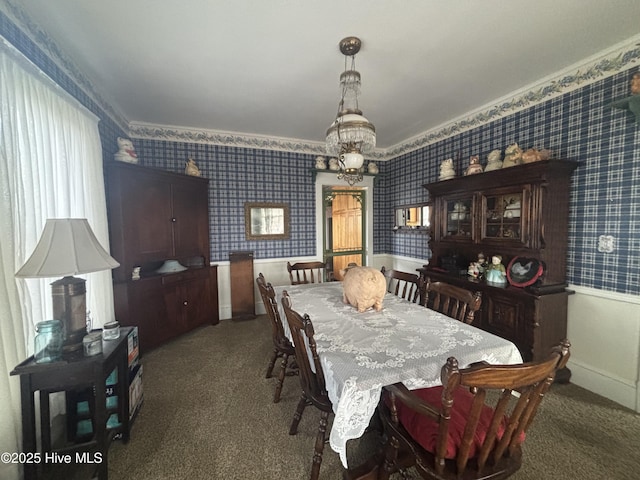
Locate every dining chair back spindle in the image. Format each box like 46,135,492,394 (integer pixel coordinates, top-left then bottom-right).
422,278,482,324
256,273,296,403
381,266,421,303
347,340,571,480
281,290,333,480
287,261,327,285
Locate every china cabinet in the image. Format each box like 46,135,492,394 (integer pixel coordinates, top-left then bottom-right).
106,162,219,352
421,160,577,370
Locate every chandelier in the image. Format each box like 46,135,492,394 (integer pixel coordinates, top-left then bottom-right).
326,36,376,186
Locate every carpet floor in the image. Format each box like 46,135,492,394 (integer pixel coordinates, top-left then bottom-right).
103,317,640,480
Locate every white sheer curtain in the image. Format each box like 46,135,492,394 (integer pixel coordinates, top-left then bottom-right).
0,38,115,480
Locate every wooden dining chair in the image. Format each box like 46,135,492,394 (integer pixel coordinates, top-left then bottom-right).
346,340,571,480
381,266,420,303
422,278,482,324
281,290,333,480
256,273,296,403
287,261,327,285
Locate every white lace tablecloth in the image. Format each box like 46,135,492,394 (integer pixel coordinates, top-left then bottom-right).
275,282,523,467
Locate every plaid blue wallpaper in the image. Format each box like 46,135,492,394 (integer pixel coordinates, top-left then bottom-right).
2,9,639,294
134,143,318,262
383,69,640,295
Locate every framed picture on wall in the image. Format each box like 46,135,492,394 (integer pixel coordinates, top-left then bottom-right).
244,202,290,240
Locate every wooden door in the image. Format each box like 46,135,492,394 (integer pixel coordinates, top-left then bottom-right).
171,178,210,261
131,175,174,262
106,164,174,281
323,188,365,280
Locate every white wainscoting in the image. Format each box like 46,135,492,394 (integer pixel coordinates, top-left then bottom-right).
566,284,640,412
215,256,325,320
216,256,639,412
214,254,422,319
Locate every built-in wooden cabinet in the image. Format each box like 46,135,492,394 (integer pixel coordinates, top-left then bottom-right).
421,160,577,371
106,162,219,353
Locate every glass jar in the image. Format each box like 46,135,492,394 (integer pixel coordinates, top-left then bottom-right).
102,321,120,341
34,320,63,364
82,332,103,357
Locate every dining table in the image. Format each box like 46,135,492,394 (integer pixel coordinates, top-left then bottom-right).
275,281,523,468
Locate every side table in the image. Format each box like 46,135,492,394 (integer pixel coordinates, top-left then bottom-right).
10,327,132,480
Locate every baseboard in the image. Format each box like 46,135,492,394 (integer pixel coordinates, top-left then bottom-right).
568,359,638,412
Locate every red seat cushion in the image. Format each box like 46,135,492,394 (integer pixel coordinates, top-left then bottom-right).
392,386,525,459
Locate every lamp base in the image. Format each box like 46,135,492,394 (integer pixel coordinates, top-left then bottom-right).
51,276,87,353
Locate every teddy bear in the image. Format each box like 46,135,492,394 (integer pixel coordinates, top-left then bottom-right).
113,137,138,164
341,266,387,312
464,155,484,175
328,158,340,171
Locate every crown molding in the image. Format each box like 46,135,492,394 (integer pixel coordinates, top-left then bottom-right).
128,122,326,155
131,35,640,160
128,121,390,161
383,35,640,159
5,0,638,161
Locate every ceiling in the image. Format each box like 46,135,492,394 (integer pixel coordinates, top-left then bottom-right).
12,0,640,152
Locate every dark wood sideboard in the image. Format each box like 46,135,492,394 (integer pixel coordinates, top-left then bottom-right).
105,162,219,353
420,159,577,375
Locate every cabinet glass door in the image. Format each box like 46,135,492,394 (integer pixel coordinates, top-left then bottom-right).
444,196,473,239
481,188,529,245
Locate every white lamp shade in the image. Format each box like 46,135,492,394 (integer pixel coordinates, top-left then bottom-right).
16,218,119,278
340,152,364,171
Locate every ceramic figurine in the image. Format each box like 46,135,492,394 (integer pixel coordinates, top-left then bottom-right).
484,149,503,172
132,266,141,281
464,155,483,175
522,148,551,163
502,143,523,168
485,255,507,284
439,158,455,180
185,158,201,176
113,137,138,164
315,156,327,170
450,201,468,220
328,157,340,171
631,73,640,95
477,252,488,275
367,162,379,174
467,262,480,278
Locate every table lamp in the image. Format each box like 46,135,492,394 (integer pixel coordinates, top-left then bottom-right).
15,218,120,353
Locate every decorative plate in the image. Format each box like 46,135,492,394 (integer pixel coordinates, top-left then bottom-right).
506,257,544,287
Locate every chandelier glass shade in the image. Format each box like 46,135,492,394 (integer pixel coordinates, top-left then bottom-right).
326,37,376,185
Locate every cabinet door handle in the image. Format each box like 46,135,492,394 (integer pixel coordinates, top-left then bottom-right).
171,217,177,223
183,301,188,306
